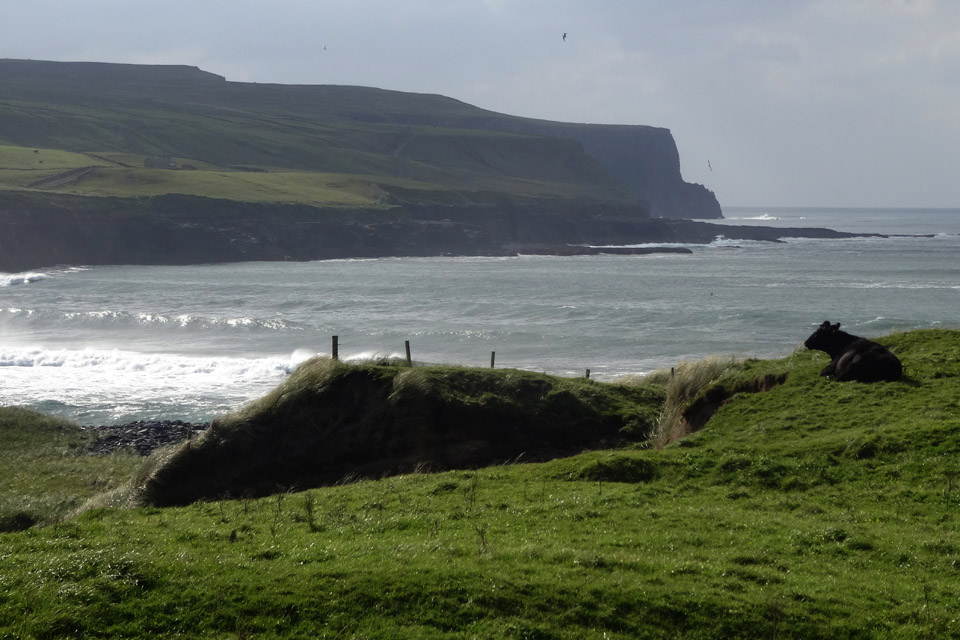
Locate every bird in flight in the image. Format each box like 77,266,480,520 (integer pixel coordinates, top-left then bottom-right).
562,32,567,41
707,159,713,172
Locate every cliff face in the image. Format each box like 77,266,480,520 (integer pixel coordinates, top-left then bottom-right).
0,192,651,270
358,110,722,219
0,192,858,272
477,120,721,219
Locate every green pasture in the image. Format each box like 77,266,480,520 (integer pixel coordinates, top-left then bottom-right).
2,329,959,638
89,152,225,171
0,140,588,205
53,167,387,205
0,143,441,205
0,408,141,532
0,145,108,171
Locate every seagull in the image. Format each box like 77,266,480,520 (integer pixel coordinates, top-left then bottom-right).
562,32,567,41
707,159,713,172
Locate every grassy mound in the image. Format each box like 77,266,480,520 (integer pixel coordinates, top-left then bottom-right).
140,360,664,506
3,329,960,638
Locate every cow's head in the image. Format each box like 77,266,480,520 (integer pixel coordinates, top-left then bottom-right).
804,320,844,352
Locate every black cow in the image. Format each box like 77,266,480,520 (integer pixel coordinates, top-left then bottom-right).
804,321,902,382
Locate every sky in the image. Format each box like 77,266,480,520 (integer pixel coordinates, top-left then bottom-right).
2,0,959,208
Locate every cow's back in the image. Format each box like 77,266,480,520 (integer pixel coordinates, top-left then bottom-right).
834,338,902,382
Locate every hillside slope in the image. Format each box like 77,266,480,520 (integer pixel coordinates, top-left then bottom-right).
0,58,719,218
2,329,959,637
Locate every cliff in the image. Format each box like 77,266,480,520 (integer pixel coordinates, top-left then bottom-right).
0,58,720,219
387,114,721,219
0,191,864,272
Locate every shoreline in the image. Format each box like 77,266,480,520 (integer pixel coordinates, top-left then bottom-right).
0,191,882,272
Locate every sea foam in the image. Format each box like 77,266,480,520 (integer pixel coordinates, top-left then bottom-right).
0,272,49,287
0,346,306,377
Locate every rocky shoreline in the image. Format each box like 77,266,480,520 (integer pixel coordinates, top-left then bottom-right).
83,420,209,456
0,191,884,272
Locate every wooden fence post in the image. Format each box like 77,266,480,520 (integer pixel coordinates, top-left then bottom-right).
405,340,412,366
332,335,339,361
585,369,591,379
490,351,496,368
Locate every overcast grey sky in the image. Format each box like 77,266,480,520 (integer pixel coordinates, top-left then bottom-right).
3,0,958,208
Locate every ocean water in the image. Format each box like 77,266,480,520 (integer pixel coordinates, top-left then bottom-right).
2,207,959,424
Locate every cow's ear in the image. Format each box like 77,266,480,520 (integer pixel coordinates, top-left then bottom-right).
820,321,831,328
832,323,841,331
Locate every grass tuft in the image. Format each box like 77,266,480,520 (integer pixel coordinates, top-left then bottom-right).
645,356,741,447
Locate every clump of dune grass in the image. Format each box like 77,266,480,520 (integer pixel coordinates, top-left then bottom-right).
137,357,665,506
644,356,740,447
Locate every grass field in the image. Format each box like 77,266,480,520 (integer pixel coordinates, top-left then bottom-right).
0,145,109,171
2,329,959,638
0,144,388,205
0,408,142,532
0,142,608,207
48,167,390,205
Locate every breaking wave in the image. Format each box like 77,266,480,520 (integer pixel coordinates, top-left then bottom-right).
0,346,309,376
0,307,306,333
1,272,49,287
0,266,88,287
0,347,321,423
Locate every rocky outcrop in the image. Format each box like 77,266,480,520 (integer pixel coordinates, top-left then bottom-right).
85,420,209,456
0,191,878,272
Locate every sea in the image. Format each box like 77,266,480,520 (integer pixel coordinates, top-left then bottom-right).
2,207,958,425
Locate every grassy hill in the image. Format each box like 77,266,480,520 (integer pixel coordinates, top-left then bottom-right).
2,328,959,637
0,58,719,217
0,60,628,206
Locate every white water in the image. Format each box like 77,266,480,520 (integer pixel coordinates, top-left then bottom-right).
2,207,958,424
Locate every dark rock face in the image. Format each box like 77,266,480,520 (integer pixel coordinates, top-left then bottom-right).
568,127,720,219
85,420,208,456
468,120,721,219
391,114,722,219
0,191,879,272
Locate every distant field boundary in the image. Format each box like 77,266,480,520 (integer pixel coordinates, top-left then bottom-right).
26,166,95,189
